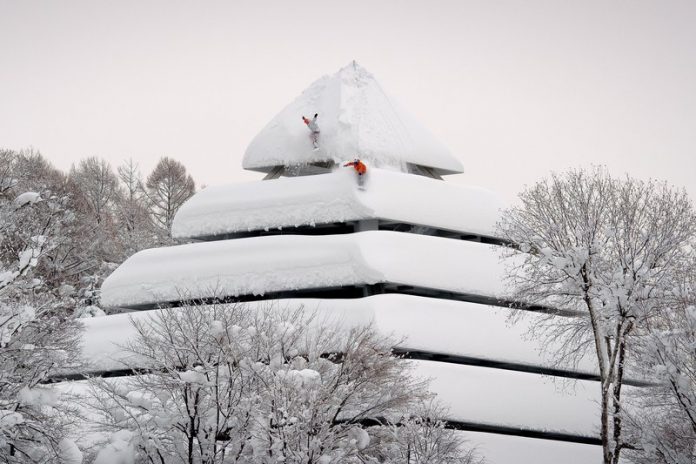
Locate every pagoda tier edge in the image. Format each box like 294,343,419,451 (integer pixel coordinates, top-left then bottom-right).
172,168,503,241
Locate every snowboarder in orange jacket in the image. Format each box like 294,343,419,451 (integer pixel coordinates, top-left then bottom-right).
344,158,367,188
344,158,367,175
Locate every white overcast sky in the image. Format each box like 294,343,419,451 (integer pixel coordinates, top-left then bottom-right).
1,0,694,202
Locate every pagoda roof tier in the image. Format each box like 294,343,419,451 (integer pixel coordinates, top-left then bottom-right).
101,231,508,309
172,168,503,241
456,432,601,463
79,295,599,378
55,363,601,445
242,62,464,176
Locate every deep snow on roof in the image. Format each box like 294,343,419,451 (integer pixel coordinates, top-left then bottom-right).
459,431,601,464
100,231,508,308
74,307,600,438
79,295,596,375
172,168,504,240
417,361,599,437
242,62,464,175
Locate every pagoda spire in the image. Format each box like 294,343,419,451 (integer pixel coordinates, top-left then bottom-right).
243,62,464,178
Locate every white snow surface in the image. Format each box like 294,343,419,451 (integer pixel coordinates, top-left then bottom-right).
78,295,596,376
242,62,464,175
459,431,601,464
172,168,503,240
100,231,507,308
415,360,600,437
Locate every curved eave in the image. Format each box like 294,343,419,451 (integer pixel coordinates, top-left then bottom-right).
101,231,508,309
172,168,504,242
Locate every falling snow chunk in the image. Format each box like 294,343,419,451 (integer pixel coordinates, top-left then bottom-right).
243,62,464,176
172,168,504,240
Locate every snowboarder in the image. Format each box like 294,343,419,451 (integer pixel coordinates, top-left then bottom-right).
344,158,367,188
302,113,320,149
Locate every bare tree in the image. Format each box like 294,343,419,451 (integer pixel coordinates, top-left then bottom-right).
10,149,67,197
69,157,120,226
0,150,17,199
498,167,696,464
116,159,148,233
87,302,479,464
145,157,195,237
113,159,156,258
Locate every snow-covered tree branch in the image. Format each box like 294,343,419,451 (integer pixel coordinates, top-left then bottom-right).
87,302,479,464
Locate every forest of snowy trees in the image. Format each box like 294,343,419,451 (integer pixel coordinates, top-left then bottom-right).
0,148,196,313
0,148,197,462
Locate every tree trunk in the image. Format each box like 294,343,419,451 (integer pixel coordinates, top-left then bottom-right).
601,380,613,464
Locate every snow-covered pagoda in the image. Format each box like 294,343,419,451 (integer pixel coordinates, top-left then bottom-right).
87,63,604,463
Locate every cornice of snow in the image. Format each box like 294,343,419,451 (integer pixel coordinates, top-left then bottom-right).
242,62,464,175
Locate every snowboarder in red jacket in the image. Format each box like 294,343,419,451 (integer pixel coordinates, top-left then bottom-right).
344,158,368,188
344,158,367,175
302,113,320,149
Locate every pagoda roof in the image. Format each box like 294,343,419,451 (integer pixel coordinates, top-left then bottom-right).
80,295,597,376
172,168,502,241
242,62,464,176
101,231,507,309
